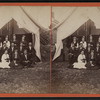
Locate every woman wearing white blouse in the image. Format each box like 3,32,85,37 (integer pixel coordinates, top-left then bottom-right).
0,50,10,68
80,36,87,49
3,36,10,49
73,50,86,69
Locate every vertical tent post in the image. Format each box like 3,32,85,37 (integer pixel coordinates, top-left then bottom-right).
12,19,14,35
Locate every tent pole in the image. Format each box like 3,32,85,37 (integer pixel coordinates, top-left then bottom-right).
12,19,14,35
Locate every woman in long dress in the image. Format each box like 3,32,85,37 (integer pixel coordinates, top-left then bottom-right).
73,50,86,69
0,50,10,68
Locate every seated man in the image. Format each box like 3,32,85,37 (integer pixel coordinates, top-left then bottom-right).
9,58,22,69
68,43,77,66
63,42,69,61
71,36,79,49
9,50,22,69
12,49,20,63
20,35,27,48
21,49,32,68
86,50,99,70
78,43,84,55
27,42,36,63
87,35,94,48
11,34,18,47
95,43,100,67
85,43,93,62
18,42,25,57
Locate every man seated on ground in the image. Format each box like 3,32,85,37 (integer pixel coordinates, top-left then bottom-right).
27,42,36,64
9,50,22,69
73,50,86,69
86,50,99,70
21,49,32,68
12,49,20,63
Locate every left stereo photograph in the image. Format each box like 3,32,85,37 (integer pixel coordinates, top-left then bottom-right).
0,6,51,93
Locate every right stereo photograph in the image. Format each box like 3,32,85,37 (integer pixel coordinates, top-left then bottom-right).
51,7,100,94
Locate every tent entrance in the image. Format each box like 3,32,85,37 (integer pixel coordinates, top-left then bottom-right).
0,18,35,45
54,19,99,62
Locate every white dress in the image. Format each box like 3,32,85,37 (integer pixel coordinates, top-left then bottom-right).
0,54,10,68
73,54,86,69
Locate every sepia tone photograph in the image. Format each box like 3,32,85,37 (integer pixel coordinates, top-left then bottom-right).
51,7,100,94
0,6,51,93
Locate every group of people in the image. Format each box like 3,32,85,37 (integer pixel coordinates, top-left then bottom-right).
0,34,36,69
64,35,100,69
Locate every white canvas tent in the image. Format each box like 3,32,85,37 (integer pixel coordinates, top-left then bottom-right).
53,7,100,60
0,6,50,60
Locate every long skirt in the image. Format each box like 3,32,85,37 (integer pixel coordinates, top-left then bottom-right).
73,62,86,69
0,62,10,68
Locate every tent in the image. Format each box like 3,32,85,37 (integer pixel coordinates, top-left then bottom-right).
53,7,100,61
0,6,50,60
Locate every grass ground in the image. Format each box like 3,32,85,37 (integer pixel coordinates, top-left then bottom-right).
0,62,50,93
51,62,100,94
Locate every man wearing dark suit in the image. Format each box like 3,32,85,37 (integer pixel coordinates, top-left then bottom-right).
18,42,25,57
9,58,22,69
63,42,69,61
87,35,94,48
27,42,36,63
95,43,100,66
21,49,32,67
12,49,20,63
78,43,85,55
11,34,18,47
86,43,93,62
9,42,16,61
68,45,77,65
21,35,27,48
